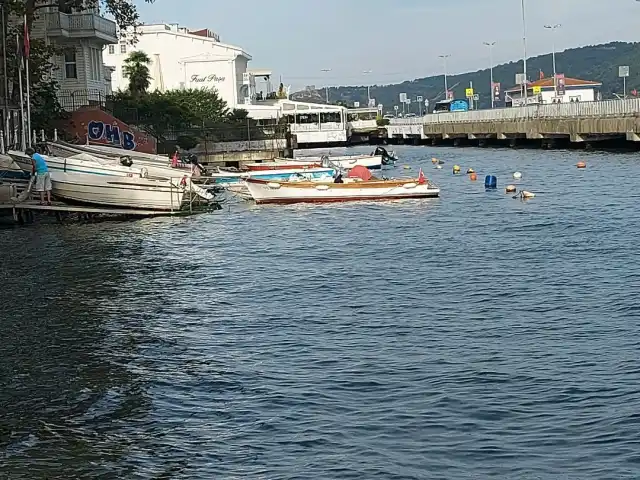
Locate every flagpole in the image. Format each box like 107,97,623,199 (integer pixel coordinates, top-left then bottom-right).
1,5,9,152
16,34,25,151
24,15,31,147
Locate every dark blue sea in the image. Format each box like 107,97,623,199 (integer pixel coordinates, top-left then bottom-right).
2,145,640,479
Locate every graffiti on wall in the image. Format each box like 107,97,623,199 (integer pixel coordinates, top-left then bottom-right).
87,120,137,150
67,107,158,154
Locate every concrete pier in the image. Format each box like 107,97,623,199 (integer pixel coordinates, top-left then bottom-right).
385,98,640,148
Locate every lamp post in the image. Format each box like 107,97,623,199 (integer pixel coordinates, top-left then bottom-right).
483,41,496,108
521,0,528,106
320,68,331,103
439,54,450,98
544,24,561,98
363,70,372,105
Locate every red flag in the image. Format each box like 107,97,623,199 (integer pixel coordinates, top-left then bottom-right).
539,70,544,79
418,168,425,184
632,89,638,97
23,15,29,58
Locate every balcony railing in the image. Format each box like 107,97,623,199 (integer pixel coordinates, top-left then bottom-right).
45,12,117,42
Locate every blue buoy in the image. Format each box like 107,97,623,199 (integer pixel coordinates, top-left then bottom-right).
484,175,497,189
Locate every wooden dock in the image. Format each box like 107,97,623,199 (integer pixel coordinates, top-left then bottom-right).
0,200,218,224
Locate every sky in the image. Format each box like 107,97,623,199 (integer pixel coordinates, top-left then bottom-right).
136,0,640,91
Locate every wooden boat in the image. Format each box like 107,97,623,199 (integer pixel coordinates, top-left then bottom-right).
244,175,440,204
50,171,192,211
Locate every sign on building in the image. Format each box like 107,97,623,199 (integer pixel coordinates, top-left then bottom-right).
619,66,630,77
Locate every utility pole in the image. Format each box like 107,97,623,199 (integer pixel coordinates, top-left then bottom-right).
439,54,450,98
544,24,561,98
483,41,496,108
521,0,528,106
320,68,331,103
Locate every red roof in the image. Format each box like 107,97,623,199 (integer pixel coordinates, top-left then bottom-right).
505,77,601,92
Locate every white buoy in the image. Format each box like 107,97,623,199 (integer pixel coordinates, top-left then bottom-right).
436,165,443,169
513,171,522,179
521,190,535,199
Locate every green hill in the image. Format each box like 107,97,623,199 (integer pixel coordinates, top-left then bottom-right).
291,42,640,112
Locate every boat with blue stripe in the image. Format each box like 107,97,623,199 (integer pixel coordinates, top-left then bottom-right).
209,166,335,186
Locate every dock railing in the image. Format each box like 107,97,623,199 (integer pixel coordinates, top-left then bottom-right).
390,98,640,125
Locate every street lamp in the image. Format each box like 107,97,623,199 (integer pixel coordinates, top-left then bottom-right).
439,54,450,98
521,0,528,106
320,68,331,103
363,70,372,105
544,24,561,98
483,41,496,108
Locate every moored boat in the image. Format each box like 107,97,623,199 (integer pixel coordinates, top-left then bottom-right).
245,154,383,171
244,170,439,204
208,166,335,187
50,171,193,211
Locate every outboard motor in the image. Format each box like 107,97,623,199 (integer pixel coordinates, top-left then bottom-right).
119,155,133,167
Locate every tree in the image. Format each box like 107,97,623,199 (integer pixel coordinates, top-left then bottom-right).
122,51,152,95
162,88,229,127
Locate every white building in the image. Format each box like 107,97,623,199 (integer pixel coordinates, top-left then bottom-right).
30,6,118,109
505,77,602,107
103,23,252,110
103,22,351,145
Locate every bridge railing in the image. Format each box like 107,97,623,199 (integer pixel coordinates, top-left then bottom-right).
390,98,640,125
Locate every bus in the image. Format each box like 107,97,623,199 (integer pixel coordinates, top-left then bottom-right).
433,99,469,113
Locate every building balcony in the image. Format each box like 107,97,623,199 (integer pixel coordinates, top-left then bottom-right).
45,12,118,45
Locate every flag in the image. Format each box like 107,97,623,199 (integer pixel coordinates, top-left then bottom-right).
539,70,544,79
632,89,638,96
418,168,425,184
15,33,23,70
23,15,30,58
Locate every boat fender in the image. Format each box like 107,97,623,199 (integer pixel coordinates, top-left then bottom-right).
140,167,149,178
266,182,281,189
403,182,417,189
315,184,330,191
513,171,522,179
505,184,517,193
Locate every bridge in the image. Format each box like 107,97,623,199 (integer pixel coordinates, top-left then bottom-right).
385,98,640,147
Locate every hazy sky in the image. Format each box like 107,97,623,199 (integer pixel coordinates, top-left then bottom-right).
137,0,640,90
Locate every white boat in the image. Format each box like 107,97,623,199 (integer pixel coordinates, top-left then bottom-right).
50,171,191,211
244,176,440,204
246,154,383,171
49,141,175,165
8,150,213,202
208,166,335,187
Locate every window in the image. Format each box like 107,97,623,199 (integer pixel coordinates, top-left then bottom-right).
108,45,115,54
89,48,101,81
120,43,127,54
64,48,77,79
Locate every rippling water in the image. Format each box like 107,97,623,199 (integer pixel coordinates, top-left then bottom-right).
2,145,640,479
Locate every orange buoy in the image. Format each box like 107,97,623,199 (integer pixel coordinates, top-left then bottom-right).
469,172,477,181
576,161,586,169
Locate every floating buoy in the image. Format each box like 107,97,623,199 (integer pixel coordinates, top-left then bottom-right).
453,164,461,174
436,165,443,169
576,161,586,169
505,184,517,193
469,172,477,181
403,165,411,170
513,171,522,179
431,157,438,164
484,175,497,189
466,168,475,174
521,190,536,199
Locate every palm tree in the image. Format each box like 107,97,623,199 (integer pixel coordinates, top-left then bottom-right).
122,51,152,95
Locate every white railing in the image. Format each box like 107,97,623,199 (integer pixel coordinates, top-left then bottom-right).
389,98,640,126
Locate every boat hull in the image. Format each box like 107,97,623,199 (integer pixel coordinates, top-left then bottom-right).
50,172,187,211
245,178,440,204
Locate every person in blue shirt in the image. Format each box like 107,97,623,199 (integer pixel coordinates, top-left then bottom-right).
26,147,52,205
